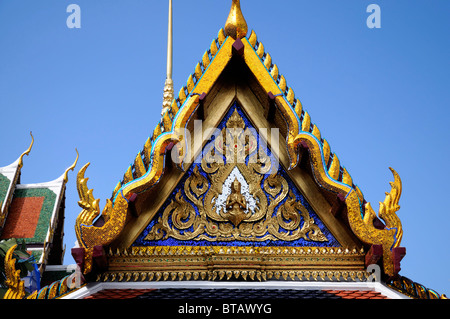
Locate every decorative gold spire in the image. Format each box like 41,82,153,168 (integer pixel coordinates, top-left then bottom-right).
224,0,248,39
161,0,174,116
63,148,79,184
17,131,34,169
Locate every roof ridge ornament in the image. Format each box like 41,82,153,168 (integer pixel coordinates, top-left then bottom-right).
225,0,248,39
62,148,79,184
17,131,34,169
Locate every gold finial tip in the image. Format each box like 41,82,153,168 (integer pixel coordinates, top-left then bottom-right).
224,0,248,39
63,148,79,184
18,131,34,169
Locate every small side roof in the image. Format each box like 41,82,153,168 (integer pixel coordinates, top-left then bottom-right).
0,132,34,229
0,138,78,268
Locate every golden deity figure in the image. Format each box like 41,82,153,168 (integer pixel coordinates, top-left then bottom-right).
225,178,249,226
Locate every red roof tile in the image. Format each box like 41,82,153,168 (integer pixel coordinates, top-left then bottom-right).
324,290,388,299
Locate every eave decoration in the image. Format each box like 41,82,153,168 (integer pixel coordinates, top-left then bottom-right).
73,0,405,280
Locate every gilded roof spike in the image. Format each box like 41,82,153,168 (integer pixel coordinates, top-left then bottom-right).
18,131,34,169
63,148,79,184
217,29,226,46
248,30,257,47
224,0,248,39
134,152,147,178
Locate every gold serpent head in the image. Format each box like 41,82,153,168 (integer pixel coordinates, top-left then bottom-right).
363,167,403,248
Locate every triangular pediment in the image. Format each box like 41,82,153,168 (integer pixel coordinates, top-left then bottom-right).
75,25,403,280
133,103,341,248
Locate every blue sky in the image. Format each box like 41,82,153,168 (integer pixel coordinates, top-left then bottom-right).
0,0,449,295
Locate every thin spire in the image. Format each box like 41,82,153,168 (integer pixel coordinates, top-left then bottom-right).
166,0,173,80
161,0,174,116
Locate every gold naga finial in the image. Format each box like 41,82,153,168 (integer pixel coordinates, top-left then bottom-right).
363,167,403,247
224,0,248,39
17,131,34,169
161,0,174,117
63,148,79,184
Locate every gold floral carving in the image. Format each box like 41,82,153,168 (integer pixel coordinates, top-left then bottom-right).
145,109,327,243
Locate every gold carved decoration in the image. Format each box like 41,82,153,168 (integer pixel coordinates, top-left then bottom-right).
364,167,403,248
3,244,37,299
102,245,367,283
145,109,327,243
345,168,403,277
3,244,26,299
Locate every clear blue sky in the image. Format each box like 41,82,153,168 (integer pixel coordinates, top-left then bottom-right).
0,0,448,295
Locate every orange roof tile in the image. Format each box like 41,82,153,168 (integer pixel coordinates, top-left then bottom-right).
1,196,44,239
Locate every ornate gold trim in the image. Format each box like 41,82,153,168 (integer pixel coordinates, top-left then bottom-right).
97,269,370,283
99,245,367,283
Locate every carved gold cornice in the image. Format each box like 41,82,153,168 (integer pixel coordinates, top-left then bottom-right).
98,245,367,283
97,269,371,283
